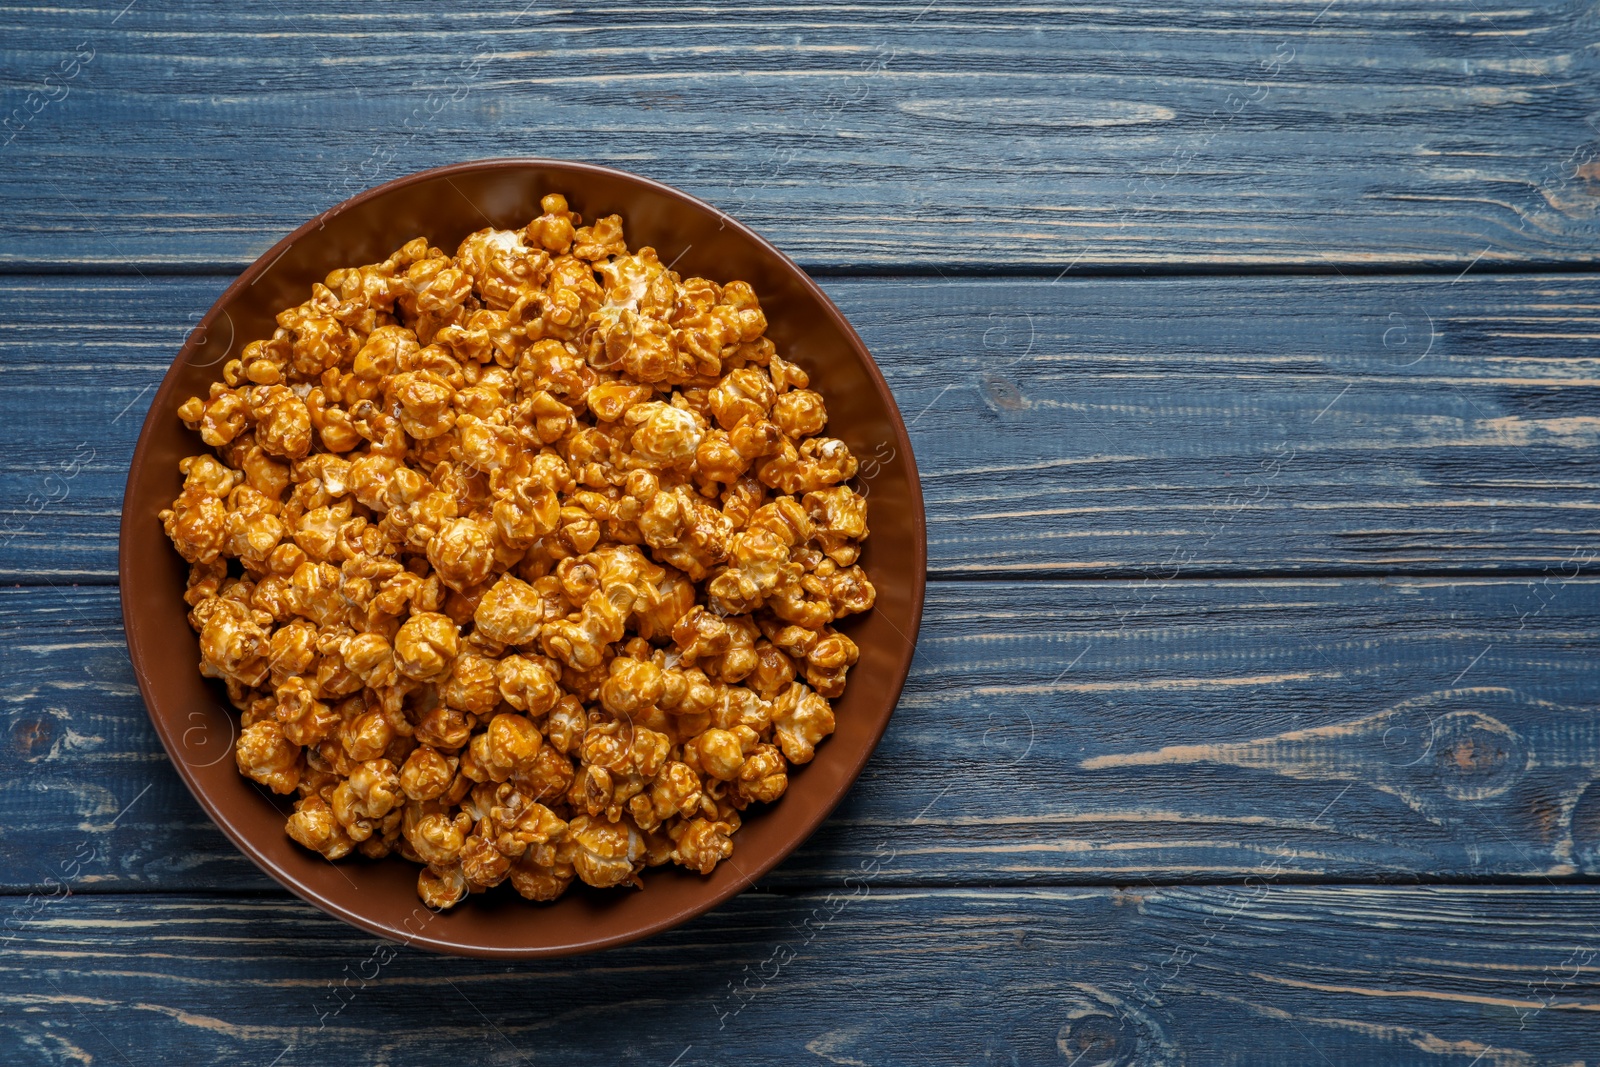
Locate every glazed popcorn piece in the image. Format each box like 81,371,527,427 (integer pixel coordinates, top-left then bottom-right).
165,198,875,908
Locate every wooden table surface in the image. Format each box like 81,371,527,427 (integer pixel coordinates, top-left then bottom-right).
4,2,1599,1064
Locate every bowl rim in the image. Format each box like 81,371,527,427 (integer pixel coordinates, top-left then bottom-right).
119,157,927,957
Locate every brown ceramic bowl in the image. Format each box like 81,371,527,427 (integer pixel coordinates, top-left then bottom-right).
119,159,925,957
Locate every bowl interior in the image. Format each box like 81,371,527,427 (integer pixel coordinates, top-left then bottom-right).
119,160,926,957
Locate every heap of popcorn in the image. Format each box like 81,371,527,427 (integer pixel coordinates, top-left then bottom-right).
160,195,874,909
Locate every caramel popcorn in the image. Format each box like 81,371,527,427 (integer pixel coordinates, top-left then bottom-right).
165,194,876,909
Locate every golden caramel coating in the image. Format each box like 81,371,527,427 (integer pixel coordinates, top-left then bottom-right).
471,713,544,783
160,457,238,563
508,850,575,902
771,682,837,765
568,814,646,888
473,575,547,645
341,706,394,762
804,627,861,698
393,611,460,680
249,385,315,459
400,745,456,801
405,804,472,868
442,652,501,716
427,516,497,592
687,728,746,782
670,817,735,875
236,720,302,794
194,597,272,688
165,199,874,909
340,631,397,689
286,797,355,860
626,401,707,470
342,758,404,820
415,701,474,752
735,742,789,806
418,863,469,910
273,675,340,746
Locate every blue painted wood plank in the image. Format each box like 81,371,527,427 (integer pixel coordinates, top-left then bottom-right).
2,887,1598,1064
6,578,1599,893
0,1,1596,269
3,273,1597,581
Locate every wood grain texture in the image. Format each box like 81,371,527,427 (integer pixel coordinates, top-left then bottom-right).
7,578,1599,894
7,3,1600,1061
4,272,1600,581
3,887,1599,1065
2,1,1598,269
